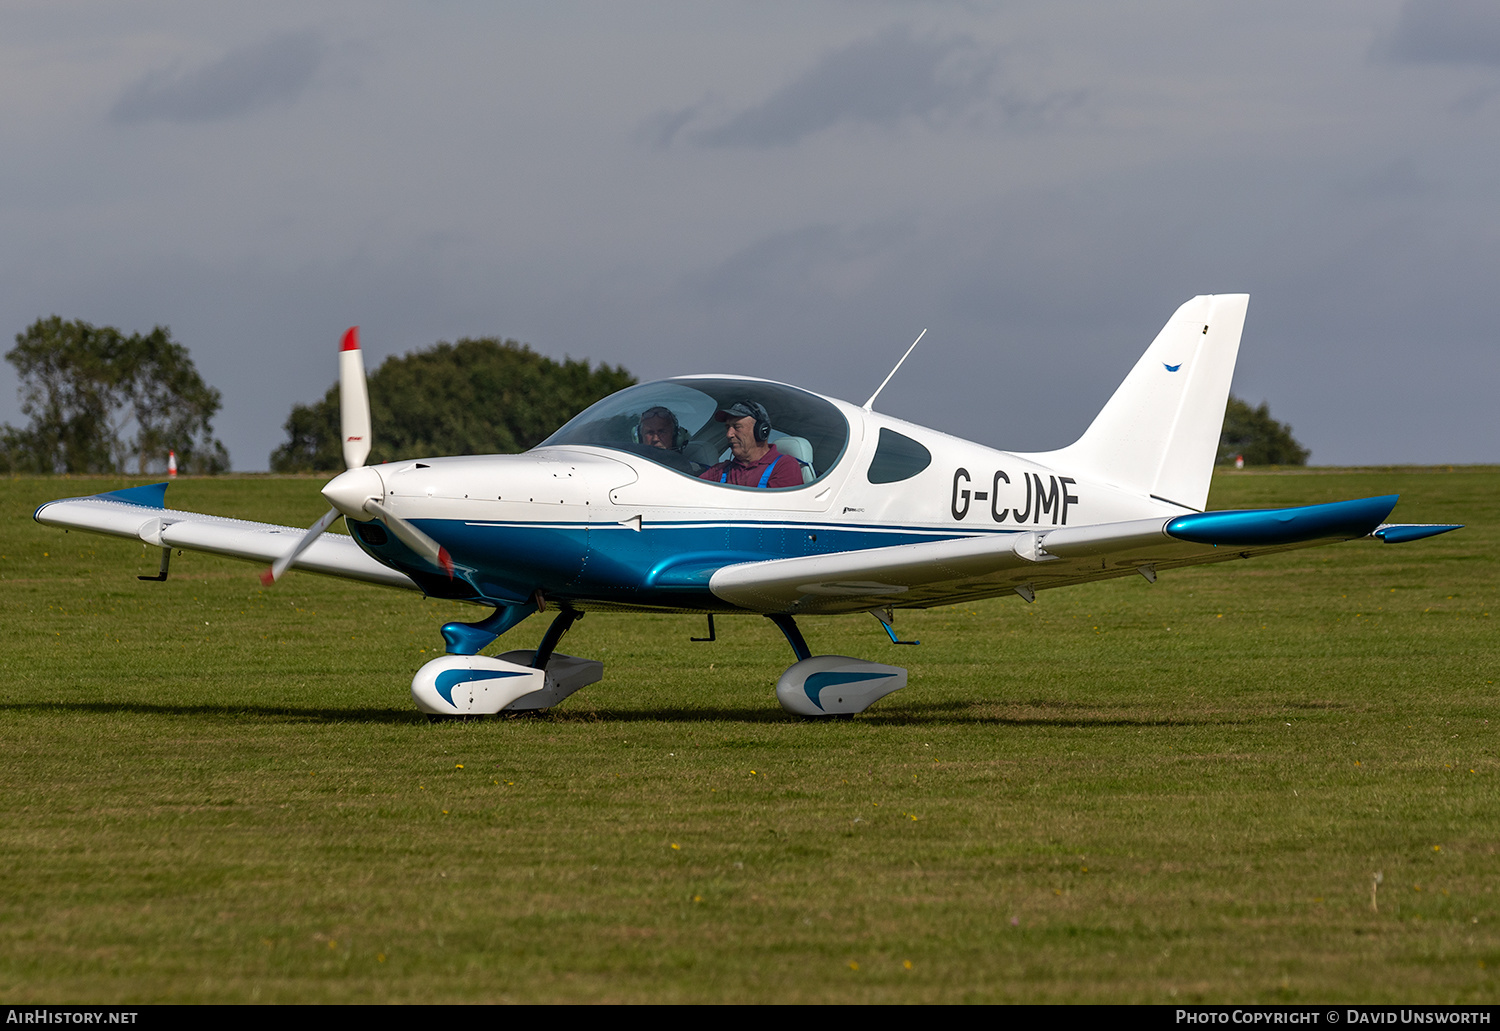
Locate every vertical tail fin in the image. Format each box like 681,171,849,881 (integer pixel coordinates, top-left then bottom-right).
1038,294,1248,512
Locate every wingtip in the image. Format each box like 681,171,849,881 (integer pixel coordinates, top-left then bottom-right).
340,326,360,352
1167,495,1401,547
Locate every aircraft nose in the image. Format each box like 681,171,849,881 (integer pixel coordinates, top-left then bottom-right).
322,465,385,518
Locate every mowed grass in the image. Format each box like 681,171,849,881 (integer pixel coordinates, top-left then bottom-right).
0,468,1495,1003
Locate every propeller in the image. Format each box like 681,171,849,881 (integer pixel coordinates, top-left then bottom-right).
260,504,342,585
261,327,454,585
362,497,454,576
339,326,371,469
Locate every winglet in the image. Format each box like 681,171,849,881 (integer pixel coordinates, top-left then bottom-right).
97,483,170,509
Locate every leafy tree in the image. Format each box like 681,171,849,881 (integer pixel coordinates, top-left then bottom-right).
270,337,635,472
1217,394,1310,466
0,317,229,474
124,327,231,474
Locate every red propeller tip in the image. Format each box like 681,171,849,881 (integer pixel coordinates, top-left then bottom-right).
259,568,275,586
439,548,454,578
340,326,360,352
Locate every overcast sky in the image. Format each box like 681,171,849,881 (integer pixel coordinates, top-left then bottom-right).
2,1,1496,469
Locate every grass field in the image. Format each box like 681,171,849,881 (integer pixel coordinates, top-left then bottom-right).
0,468,1495,1003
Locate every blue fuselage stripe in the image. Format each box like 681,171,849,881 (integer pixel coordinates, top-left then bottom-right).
352,516,1000,608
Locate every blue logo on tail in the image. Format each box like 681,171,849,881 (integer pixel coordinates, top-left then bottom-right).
1163,362,1182,372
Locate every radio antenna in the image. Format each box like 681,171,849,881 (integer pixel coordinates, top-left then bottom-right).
863,328,927,412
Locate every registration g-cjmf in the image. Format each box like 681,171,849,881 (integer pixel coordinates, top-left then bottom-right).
36,295,1461,718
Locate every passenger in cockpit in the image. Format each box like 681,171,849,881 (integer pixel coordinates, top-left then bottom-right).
636,407,681,450
699,400,803,488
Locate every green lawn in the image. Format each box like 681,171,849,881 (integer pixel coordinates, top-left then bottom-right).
0,468,1495,1002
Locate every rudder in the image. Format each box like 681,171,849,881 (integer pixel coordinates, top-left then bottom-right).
1038,294,1248,512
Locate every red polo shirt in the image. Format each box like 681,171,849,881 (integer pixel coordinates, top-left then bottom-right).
700,443,804,488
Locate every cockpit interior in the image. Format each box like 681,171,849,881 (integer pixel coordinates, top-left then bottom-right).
540,378,851,488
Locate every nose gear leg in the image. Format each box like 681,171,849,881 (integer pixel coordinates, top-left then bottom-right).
441,601,537,656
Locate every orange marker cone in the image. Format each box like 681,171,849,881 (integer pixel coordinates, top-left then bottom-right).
168,450,178,478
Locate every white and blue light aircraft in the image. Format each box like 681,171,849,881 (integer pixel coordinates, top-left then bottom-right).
35,296,1460,718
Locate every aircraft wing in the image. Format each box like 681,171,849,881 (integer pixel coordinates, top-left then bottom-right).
33,483,417,591
709,496,1462,614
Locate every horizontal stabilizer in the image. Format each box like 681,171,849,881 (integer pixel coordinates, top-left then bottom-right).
1373,523,1464,544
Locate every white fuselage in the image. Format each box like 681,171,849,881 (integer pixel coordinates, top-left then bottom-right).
330,385,1188,613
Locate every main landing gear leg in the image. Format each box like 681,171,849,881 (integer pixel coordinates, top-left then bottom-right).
530,609,583,669
766,613,811,661
766,613,908,718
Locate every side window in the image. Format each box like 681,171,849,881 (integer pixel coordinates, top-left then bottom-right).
866,428,932,484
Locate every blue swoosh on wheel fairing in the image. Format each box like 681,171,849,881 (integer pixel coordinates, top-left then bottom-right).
434,668,530,706
803,671,895,710
1163,362,1182,372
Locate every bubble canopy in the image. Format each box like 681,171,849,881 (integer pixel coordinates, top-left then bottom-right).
539,378,850,487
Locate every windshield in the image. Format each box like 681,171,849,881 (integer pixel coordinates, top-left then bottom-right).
540,378,849,487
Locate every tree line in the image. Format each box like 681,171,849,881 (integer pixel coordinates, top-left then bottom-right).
0,317,227,474
1216,395,1310,466
269,337,636,471
0,316,1308,474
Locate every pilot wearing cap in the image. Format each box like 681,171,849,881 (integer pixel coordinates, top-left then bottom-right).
699,400,803,488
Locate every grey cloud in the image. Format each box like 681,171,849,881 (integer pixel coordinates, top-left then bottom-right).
1384,0,1500,66
1339,156,1436,200
634,104,700,149
684,220,915,305
110,30,325,124
1450,83,1500,113
690,25,996,147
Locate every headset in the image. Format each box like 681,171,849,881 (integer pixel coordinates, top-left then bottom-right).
750,401,771,444
633,405,681,447
720,400,770,443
